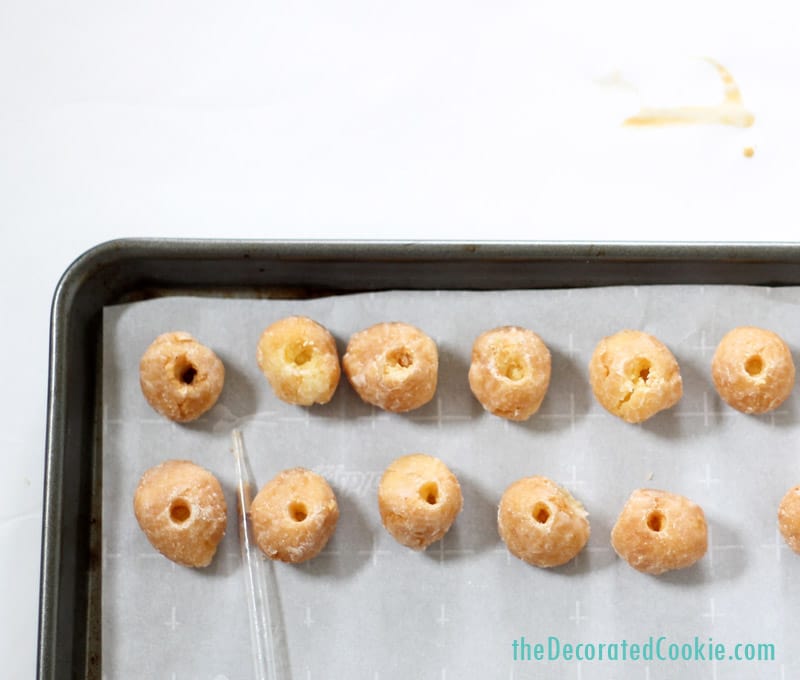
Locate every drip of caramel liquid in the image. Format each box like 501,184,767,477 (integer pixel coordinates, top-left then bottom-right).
623,59,754,128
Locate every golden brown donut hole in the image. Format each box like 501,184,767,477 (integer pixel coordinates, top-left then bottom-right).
497,476,590,568
468,326,552,421
139,332,225,422
588,329,683,423
778,485,800,554
343,322,438,413
711,326,795,414
133,460,228,568
256,316,341,406
378,454,463,550
250,468,339,563
611,488,708,575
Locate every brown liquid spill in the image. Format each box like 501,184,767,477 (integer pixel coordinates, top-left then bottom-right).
623,59,755,128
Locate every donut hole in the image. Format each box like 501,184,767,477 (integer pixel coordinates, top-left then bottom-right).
169,499,192,524
285,341,314,367
631,358,652,384
744,355,763,376
419,482,439,505
288,501,309,522
173,355,198,385
387,347,413,370
496,350,526,381
532,502,552,524
646,510,665,532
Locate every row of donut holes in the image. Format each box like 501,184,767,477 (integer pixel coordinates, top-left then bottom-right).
134,319,800,574
139,318,796,424
134,455,800,576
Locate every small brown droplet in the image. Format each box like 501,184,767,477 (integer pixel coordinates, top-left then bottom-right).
743,146,754,158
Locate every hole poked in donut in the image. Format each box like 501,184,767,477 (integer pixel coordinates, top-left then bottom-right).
646,510,665,532
386,347,414,369
631,357,651,384
285,341,314,367
419,482,439,505
745,355,764,376
173,355,198,385
496,349,526,381
169,499,192,523
288,501,308,522
532,502,551,524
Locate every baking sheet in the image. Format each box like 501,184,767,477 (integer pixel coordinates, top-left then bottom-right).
102,286,800,680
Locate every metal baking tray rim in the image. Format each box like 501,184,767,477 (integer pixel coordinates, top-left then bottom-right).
39,238,800,679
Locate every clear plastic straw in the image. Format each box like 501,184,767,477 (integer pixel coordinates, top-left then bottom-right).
232,429,279,680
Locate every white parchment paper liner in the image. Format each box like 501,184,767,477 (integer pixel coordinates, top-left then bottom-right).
103,286,800,680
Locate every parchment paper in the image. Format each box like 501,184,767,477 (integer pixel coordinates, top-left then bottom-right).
102,286,800,680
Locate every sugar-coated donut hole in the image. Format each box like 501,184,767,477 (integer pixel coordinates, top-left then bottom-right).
139,333,226,422
250,468,339,563
532,501,552,524
779,485,800,554
589,331,683,424
134,460,228,567
711,326,795,415
497,476,590,568
169,498,192,523
378,454,462,549
257,317,342,407
611,488,707,574
745,355,763,376
497,349,526,381
419,481,439,505
469,327,552,422
288,501,308,522
343,322,438,413
647,510,665,532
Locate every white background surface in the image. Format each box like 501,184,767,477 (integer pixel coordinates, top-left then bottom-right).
1,0,799,677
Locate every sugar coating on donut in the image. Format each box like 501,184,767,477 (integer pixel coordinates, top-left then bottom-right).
378,454,463,550
250,468,339,563
139,331,225,422
343,322,438,413
588,330,683,423
611,488,707,575
469,326,551,421
778,485,800,554
133,460,228,568
497,476,589,568
256,316,341,406
711,326,795,414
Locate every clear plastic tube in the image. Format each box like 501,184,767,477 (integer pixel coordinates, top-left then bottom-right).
232,429,279,680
